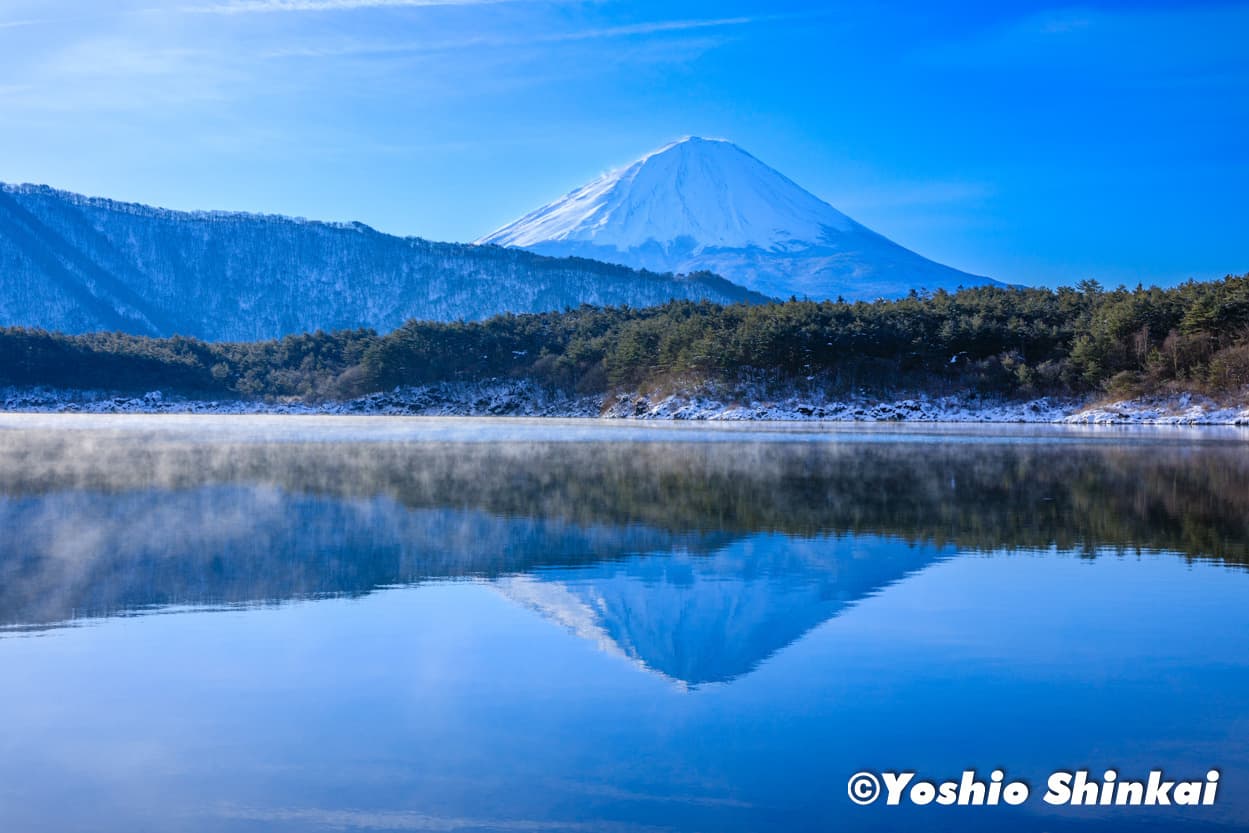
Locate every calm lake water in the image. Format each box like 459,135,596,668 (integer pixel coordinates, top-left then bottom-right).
2,415,1248,833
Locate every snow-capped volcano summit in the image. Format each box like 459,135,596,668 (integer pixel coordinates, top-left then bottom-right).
478,137,1000,300
483,137,849,252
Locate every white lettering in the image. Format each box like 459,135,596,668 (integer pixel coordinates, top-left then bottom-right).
881,771,915,806
1044,772,1073,805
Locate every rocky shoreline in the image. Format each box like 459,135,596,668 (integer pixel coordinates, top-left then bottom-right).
3,382,1248,425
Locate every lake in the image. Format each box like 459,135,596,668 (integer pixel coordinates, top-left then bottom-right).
1,415,1248,832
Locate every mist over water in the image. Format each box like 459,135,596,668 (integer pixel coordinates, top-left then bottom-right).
1,416,1248,832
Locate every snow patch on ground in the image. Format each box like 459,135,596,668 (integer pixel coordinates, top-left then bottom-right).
0,382,601,418
603,391,1073,422
1060,393,1249,426
3,384,1247,424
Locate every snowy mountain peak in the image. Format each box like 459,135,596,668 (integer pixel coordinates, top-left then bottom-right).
478,138,1000,301
480,136,853,254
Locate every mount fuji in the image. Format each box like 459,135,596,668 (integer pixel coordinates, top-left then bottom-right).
478,137,1002,300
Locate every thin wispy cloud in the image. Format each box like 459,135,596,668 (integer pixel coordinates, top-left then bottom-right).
266,14,786,58
547,17,759,42
188,0,515,13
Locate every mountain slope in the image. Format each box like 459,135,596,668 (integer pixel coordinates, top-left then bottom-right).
497,533,950,686
0,184,765,340
479,137,1002,300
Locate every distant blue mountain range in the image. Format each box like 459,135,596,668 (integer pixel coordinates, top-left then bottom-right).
0,183,765,340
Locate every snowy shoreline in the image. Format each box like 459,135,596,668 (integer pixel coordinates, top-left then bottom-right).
4,382,1248,426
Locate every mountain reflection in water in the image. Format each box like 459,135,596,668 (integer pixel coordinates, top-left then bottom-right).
2,422,1247,688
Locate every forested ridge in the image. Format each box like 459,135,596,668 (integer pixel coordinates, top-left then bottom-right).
0,183,764,339
2,275,1248,403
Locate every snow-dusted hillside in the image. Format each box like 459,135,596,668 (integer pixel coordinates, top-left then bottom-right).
479,137,1001,300
0,183,764,340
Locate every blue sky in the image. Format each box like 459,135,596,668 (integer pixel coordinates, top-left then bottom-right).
1,0,1245,288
